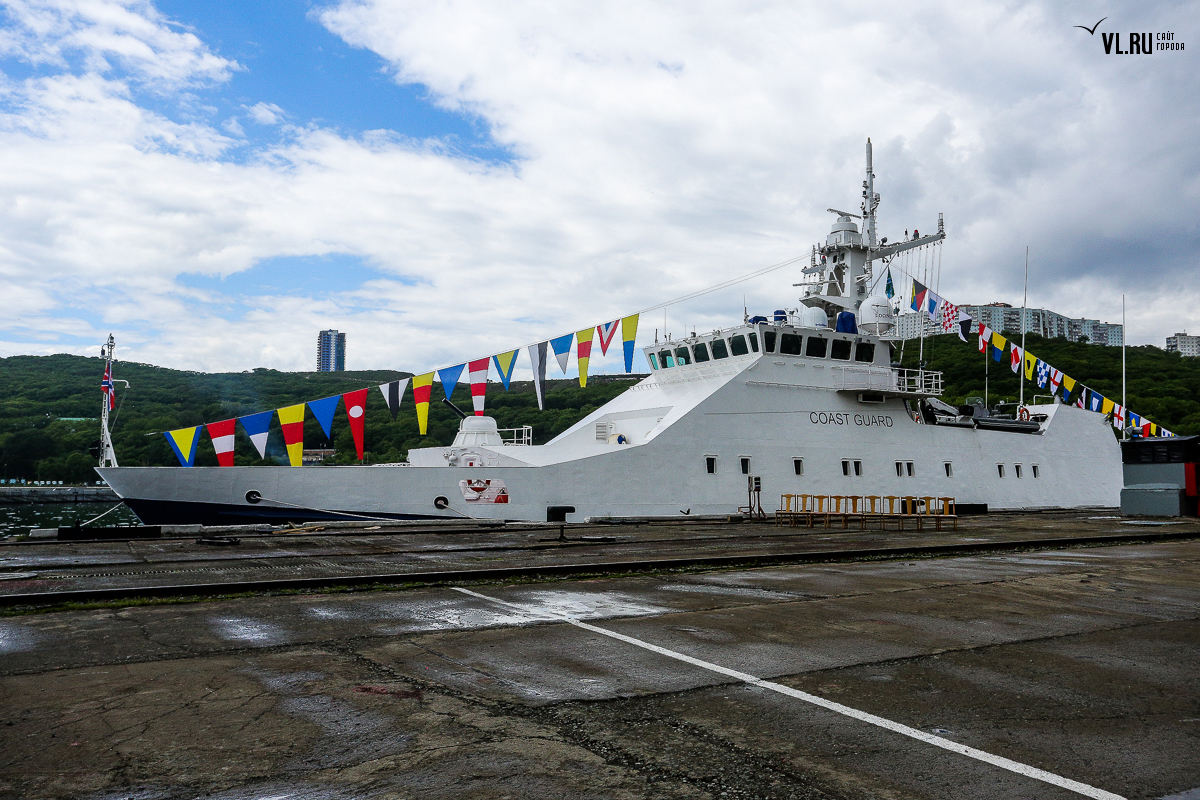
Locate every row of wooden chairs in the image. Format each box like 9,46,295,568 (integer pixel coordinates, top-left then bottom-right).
775,494,958,531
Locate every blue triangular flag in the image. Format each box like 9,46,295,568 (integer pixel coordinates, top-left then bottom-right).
550,333,573,374
438,364,465,400
307,395,341,439
238,410,274,459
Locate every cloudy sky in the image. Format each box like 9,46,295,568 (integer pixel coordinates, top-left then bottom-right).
0,0,1196,374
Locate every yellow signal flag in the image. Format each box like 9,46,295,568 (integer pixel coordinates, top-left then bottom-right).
412,372,434,435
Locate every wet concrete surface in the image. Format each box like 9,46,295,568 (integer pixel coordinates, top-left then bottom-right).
2,512,1197,597
0,527,1198,799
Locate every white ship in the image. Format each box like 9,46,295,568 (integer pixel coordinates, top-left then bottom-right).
98,142,1122,524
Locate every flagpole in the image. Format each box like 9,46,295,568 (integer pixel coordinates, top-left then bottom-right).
1122,294,1127,440
1020,246,1028,406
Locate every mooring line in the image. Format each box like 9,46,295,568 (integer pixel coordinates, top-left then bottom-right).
452,586,1126,800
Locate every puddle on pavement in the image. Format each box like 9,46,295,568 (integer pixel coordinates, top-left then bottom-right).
656,582,795,600
0,621,41,653
210,616,291,645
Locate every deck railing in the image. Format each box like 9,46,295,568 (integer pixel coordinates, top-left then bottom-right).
832,366,943,396
499,425,533,446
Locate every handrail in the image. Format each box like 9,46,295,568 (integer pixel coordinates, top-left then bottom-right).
498,425,533,446
831,366,944,396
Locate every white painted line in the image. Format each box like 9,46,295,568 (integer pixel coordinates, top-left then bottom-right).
452,586,1126,800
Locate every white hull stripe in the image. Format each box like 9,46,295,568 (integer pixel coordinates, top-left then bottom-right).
452,587,1125,800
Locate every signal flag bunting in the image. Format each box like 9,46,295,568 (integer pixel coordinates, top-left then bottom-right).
206,419,237,467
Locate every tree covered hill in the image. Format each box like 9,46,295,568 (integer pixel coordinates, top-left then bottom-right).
0,354,640,483
3,336,1197,484
897,333,1200,435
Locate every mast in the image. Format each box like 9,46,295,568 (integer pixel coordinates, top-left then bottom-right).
99,334,119,468
1122,295,1127,439
1019,246,1029,406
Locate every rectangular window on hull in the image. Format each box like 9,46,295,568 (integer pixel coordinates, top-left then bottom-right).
706,456,717,474
1015,464,1023,479
693,343,710,362
763,330,777,352
831,340,852,360
805,337,828,358
944,462,953,477
842,459,851,476
711,338,730,359
854,342,876,363
748,332,759,352
997,464,1006,478
907,462,914,477
853,460,862,476
740,457,751,474
730,335,749,356
779,333,802,355
1032,464,1040,478
793,458,804,475
896,461,914,477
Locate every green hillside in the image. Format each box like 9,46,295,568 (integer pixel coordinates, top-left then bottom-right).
897,333,1200,434
0,354,640,483
3,335,1196,484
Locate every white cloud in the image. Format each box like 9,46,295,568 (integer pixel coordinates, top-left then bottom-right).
0,0,1197,375
244,101,283,125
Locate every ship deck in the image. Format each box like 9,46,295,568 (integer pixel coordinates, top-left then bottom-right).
2,512,1198,799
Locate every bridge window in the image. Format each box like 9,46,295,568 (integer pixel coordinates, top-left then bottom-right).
730,335,749,356
711,338,729,359
748,332,759,352
831,339,852,360
854,342,876,363
706,456,717,474
793,458,804,475
779,333,802,355
805,337,828,358
658,350,674,367
693,342,710,362
674,346,692,365
648,353,659,370
763,330,777,352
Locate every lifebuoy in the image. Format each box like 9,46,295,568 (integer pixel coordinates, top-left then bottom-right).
1017,407,1030,421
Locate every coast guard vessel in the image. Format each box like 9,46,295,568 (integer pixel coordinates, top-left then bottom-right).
98,142,1122,524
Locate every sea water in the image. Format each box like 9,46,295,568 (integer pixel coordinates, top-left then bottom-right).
0,503,141,537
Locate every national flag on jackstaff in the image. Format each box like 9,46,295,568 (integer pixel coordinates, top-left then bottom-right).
277,404,306,467
164,425,202,467
412,372,434,435
239,410,274,459
885,268,895,299
468,358,489,415
621,314,639,373
342,388,369,459
101,360,116,411
206,418,237,467
378,379,408,421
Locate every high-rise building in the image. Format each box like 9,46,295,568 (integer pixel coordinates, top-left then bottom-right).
895,303,1123,346
1166,332,1200,357
317,330,346,371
